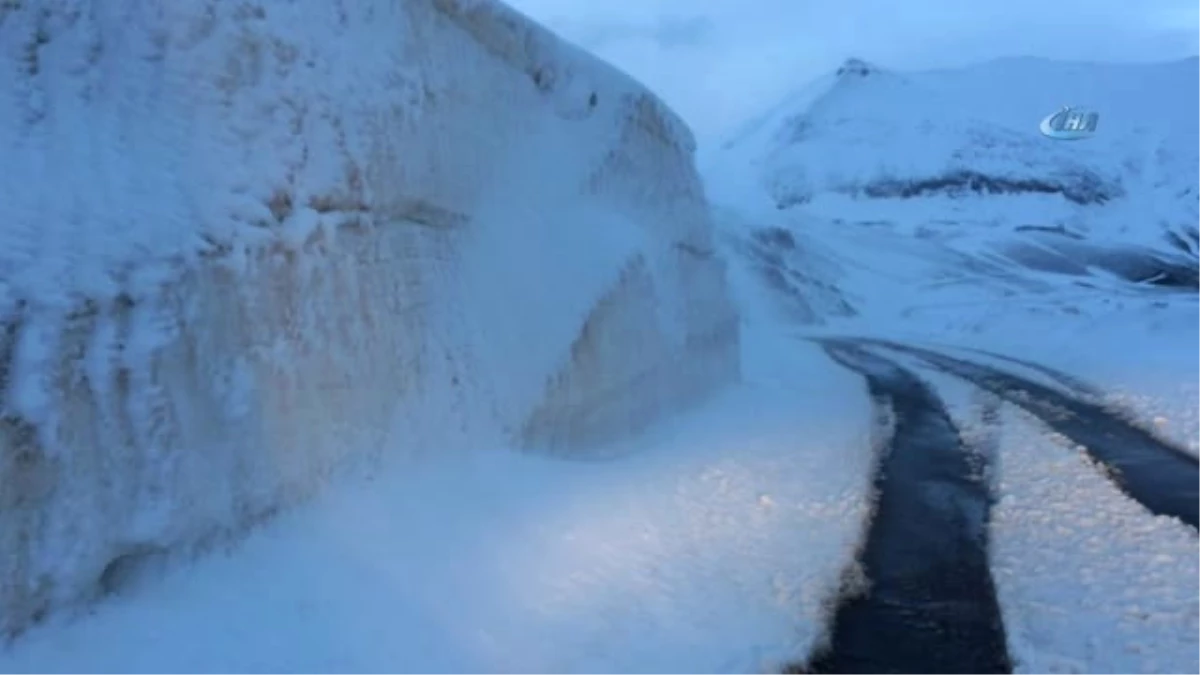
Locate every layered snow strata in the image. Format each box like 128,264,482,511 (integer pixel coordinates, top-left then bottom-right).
0,0,738,635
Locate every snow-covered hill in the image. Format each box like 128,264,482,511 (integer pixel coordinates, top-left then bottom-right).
703,58,1199,673
706,56,1199,321
0,0,738,636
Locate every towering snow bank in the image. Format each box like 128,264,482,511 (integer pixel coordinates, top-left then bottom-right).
0,0,738,635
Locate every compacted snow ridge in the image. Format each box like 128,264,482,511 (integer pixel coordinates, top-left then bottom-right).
0,302,875,674
0,0,740,637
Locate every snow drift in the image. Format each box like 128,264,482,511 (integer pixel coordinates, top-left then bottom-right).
0,0,738,635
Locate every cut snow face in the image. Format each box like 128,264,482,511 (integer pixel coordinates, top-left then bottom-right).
0,0,739,638
0,330,876,675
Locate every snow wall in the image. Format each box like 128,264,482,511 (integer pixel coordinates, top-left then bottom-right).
0,0,740,635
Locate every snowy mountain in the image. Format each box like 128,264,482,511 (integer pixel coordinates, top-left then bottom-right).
0,0,739,636
705,56,1199,332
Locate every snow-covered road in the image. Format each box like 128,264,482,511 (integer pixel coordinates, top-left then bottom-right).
791,338,1198,674
801,342,1009,674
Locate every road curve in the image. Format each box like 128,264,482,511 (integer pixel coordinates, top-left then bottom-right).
855,338,1199,529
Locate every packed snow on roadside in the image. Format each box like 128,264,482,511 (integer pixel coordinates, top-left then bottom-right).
0,0,742,638
0,316,876,673
0,0,891,669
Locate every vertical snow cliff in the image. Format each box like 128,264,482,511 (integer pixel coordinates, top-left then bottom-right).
0,0,739,635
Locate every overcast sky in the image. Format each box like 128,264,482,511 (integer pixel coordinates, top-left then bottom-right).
506,0,1200,143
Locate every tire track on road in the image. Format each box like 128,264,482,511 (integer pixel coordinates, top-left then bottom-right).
795,342,1010,674
853,338,1199,528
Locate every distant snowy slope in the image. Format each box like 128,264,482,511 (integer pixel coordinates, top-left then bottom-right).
0,0,738,635
710,57,1200,214
705,56,1199,325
